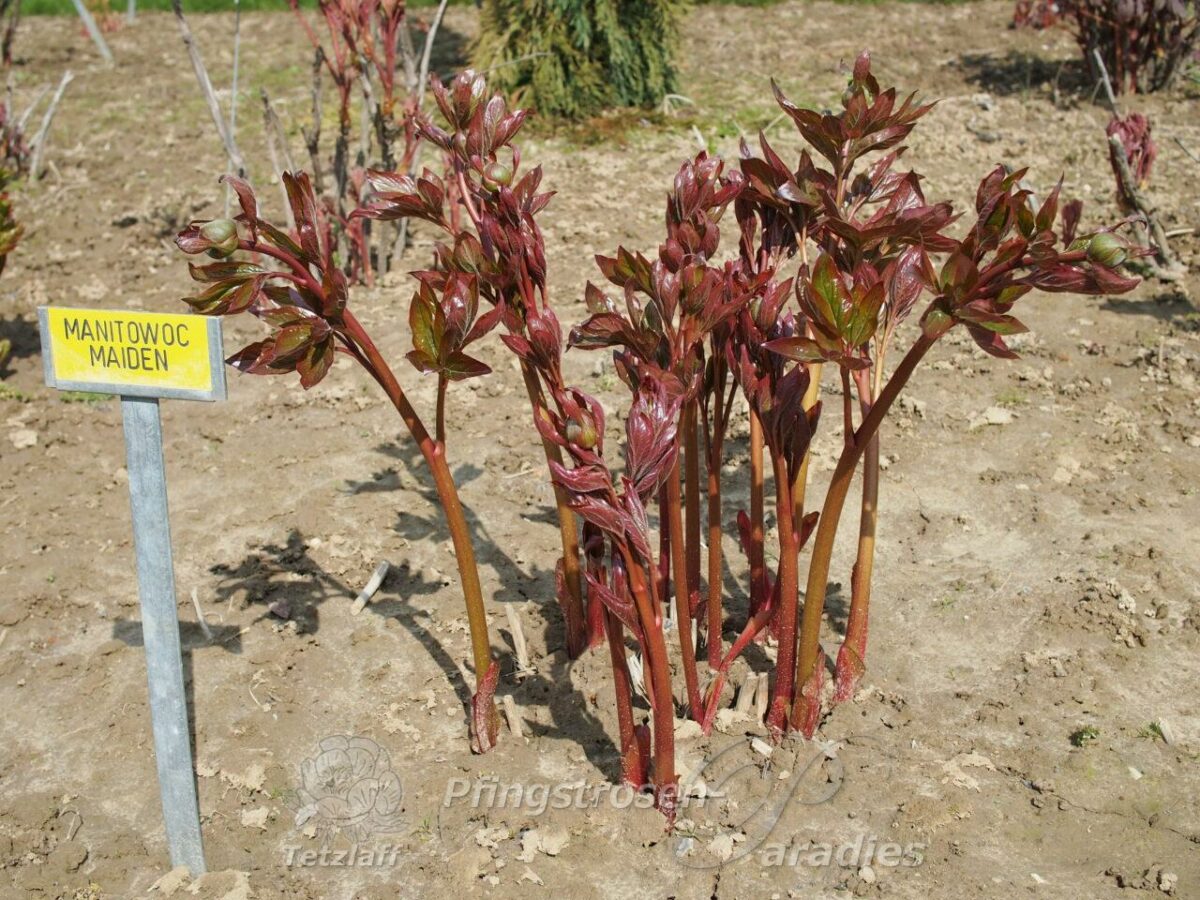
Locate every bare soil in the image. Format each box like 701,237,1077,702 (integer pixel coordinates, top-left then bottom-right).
1,3,1198,898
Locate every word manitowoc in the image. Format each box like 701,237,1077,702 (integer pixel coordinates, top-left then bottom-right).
62,313,195,373
39,306,224,400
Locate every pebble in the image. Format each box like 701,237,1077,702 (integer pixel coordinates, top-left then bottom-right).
968,406,1014,431
1157,719,1176,745
239,807,269,830
8,428,37,449
150,865,192,896
47,841,88,872
750,737,773,758
519,824,569,859
707,832,743,862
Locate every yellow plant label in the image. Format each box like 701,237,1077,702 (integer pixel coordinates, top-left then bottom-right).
38,307,225,401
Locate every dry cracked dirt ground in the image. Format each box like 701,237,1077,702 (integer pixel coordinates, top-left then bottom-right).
0,2,1198,898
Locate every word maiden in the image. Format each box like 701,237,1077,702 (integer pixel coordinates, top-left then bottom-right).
62,315,194,373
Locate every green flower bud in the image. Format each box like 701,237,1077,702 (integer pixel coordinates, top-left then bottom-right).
1086,232,1127,268
482,161,513,194
566,413,598,450
200,218,239,258
485,161,512,185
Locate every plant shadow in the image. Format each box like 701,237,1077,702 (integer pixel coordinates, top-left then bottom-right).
110,617,243,765
202,485,623,774
1097,289,1197,324
0,315,40,376
954,49,1091,99
424,16,470,80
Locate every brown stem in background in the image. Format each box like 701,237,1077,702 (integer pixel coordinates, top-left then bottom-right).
666,460,702,719
792,334,936,736
518,362,586,657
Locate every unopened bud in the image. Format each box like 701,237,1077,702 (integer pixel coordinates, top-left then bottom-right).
1086,232,1127,268
200,218,239,258
482,161,512,192
566,413,598,450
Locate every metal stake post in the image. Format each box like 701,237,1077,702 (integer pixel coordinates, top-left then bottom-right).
121,396,206,875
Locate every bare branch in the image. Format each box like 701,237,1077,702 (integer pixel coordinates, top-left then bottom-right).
17,82,49,133
29,70,73,180
171,0,247,179
1107,132,1182,278
225,0,243,216
397,11,418,94
416,0,451,104
300,46,325,194
1091,48,1120,117
260,88,296,227
1175,136,1200,167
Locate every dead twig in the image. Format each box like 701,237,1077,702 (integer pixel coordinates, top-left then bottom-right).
734,671,758,715
501,694,523,737
754,670,769,722
1093,49,1182,279
189,587,215,642
301,47,325,193
397,9,418,93
29,71,73,180
351,560,390,615
388,0,449,268
57,808,83,842
260,89,296,228
1091,48,1120,117
1107,132,1182,279
505,604,534,678
416,0,451,103
225,0,243,216
171,0,247,179
1174,136,1200,167
16,83,49,133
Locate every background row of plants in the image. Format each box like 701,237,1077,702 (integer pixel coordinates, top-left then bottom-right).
145,0,1193,295
178,48,1144,818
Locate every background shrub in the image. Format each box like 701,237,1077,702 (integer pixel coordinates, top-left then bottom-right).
473,0,683,118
